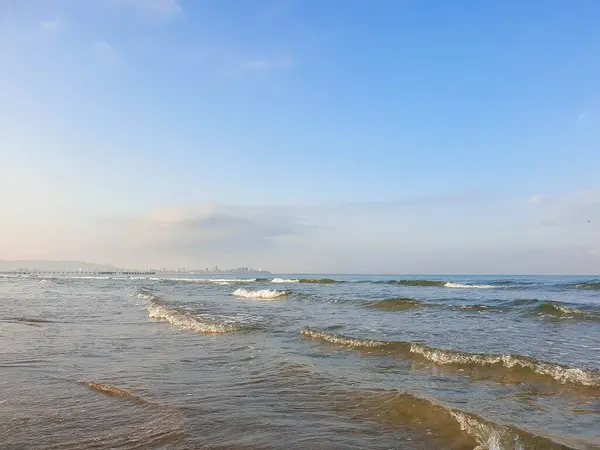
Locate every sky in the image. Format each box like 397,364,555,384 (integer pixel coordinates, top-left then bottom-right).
1,0,599,274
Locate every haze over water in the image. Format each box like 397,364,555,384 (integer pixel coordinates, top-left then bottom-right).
1,273,599,449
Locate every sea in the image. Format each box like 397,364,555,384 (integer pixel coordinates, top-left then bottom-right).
1,273,599,449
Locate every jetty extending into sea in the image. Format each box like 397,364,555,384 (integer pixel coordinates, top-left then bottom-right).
0,271,156,276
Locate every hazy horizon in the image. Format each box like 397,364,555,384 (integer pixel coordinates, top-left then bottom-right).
2,1,599,274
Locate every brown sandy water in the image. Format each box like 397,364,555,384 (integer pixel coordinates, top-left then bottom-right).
0,274,598,449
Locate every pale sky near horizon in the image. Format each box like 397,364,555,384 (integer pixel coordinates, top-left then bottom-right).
1,0,599,273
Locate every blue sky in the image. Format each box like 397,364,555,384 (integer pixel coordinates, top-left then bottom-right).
1,0,599,273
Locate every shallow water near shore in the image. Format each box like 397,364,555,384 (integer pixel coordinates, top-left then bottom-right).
1,273,599,449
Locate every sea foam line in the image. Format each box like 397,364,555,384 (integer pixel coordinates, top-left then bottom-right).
147,302,238,333
444,282,499,289
232,288,288,299
138,291,240,333
299,328,600,387
271,278,300,283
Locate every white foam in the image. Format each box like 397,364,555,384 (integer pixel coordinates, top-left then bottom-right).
137,292,158,301
444,282,498,289
409,344,600,386
147,302,236,333
232,288,288,299
271,278,299,283
450,411,511,450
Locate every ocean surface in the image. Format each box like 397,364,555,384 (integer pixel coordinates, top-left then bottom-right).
1,273,599,449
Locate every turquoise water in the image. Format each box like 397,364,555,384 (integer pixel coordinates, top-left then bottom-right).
1,274,599,449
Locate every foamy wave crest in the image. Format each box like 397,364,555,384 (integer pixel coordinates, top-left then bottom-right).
444,282,499,289
573,281,600,290
137,291,159,302
450,411,522,450
232,288,288,299
147,302,238,333
300,328,389,348
410,344,600,387
501,299,600,321
300,328,600,387
271,278,300,283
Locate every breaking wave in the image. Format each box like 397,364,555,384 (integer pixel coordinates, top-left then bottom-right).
232,288,288,299
147,302,240,333
444,282,499,289
572,281,600,290
534,302,582,317
365,297,425,311
271,278,300,283
300,328,385,348
502,299,600,321
137,290,158,302
300,328,600,387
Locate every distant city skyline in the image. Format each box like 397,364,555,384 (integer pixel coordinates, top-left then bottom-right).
0,260,269,274
1,1,599,274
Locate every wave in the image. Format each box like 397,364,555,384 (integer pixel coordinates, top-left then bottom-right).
232,288,288,299
83,381,149,404
449,304,503,312
502,299,600,321
274,364,571,449
5,317,55,323
534,302,582,316
298,278,340,284
147,301,240,333
271,278,300,283
300,328,386,348
365,297,425,311
1,316,56,327
371,279,506,288
383,279,446,287
299,328,600,387
444,282,499,289
572,281,600,290
137,290,158,302
354,390,569,449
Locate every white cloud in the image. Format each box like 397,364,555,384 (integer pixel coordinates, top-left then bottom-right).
94,40,117,62
578,111,591,124
40,20,61,33
527,194,545,204
244,56,294,72
531,190,600,227
114,0,182,19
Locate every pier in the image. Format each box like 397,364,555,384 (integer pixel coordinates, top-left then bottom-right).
0,271,156,276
